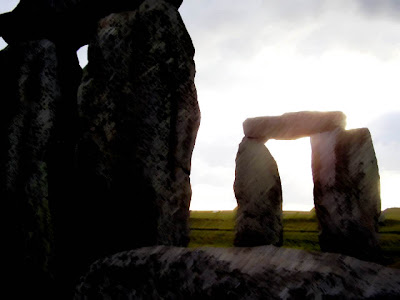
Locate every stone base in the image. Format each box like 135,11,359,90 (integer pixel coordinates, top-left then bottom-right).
75,246,400,299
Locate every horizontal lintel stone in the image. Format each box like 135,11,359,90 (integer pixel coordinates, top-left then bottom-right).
243,111,346,140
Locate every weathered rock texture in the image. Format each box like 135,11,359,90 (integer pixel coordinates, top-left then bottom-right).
75,245,400,299
75,0,200,274
0,39,81,298
244,111,346,140
234,137,283,246
311,128,381,261
0,0,183,49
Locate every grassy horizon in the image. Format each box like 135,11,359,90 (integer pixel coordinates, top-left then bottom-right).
189,208,400,269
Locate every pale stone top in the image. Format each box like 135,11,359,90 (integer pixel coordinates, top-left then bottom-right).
243,111,346,140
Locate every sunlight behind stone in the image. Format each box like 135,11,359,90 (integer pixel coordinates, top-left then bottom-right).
266,138,314,211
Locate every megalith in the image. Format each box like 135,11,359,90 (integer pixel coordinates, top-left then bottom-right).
234,111,347,247
235,110,382,261
234,137,283,246
0,39,81,299
75,0,200,272
311,128,381,261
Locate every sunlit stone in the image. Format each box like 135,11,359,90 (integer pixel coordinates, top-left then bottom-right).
243,111,346,140
311,127,381,261
234,137,283,246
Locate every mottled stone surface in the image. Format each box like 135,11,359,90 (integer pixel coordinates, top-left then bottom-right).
0,0,183,49
234,137,282,246
0,39,81,299
244,111,346,140
75,0,199,272
311,128,381,261
75,245,400,299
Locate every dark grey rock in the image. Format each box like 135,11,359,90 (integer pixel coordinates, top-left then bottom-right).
311,128,382,262
75,245,400,299
75,0,199,271
0,0,183,49
234,137,283,246
244,111,346,141
0,39,81,299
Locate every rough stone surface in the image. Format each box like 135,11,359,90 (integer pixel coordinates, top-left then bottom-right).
234,137,282,246
244,111,346,140
75,0,200,273
0,0,183,49
0,39,81,299
311,128,381,262
75,245,400,299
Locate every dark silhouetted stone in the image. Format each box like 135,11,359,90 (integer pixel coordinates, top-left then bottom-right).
234,137,283,246
75,0,200,274
1,39,82,299
311,128,382,262
75,245,400,299
0,0,183,49
244,111,346,140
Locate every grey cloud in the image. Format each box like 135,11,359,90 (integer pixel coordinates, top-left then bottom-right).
356,0,400,19
193,135,239,169
296,12,400,58
368,112,400,144
181,0,400,63
367,113,400,171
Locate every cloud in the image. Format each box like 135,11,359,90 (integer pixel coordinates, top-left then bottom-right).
369,112,400,144
190,183,236,211
356,0,400,19
77,45,88,68
182,0,400,67
0,1,18,14
0,38,6,51
180,0,400,210
367,113,400,172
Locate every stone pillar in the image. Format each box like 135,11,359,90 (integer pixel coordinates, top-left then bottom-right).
0,39,70,299
311,128,381,261
234,137,283,246
76,0,200,270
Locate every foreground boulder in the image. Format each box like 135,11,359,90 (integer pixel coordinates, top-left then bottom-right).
75,0,200,273
234,137,283,246
75,245,400,299
311,128,381,261
244,111,346,140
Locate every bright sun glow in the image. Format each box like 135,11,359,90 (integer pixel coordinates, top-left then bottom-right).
266,138,314,211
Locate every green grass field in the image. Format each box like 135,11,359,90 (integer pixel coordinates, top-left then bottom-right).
189,208,400,268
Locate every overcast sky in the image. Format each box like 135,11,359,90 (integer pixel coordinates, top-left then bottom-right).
1,1,400,211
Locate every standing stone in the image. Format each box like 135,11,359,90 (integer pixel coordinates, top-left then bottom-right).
311,128,381,261
234,137,283,246
75,0,200,272
0,39,79,299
